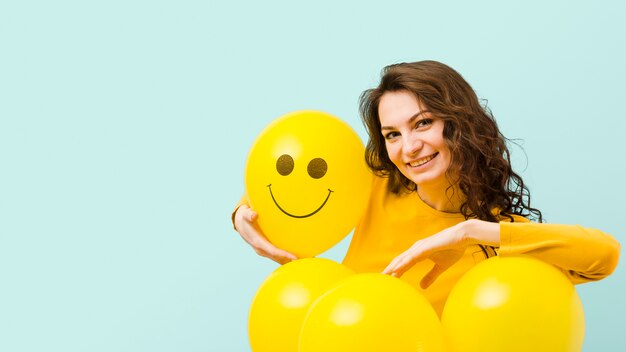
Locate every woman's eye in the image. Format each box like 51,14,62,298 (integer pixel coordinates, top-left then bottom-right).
416,118,433,128
384,131,399,140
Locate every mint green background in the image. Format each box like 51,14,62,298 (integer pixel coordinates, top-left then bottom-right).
1,1,624,351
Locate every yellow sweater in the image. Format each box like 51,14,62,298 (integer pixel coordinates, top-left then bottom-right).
342,176,620,316
234,175,620,316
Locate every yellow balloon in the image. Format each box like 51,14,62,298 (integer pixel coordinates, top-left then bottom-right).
441,256,585,352
299,273,445,352
248,258,354,352
245,110,372,257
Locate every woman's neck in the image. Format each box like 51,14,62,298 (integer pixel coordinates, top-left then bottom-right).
416,181,464,213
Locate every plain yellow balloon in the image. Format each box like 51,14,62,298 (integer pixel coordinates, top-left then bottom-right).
245,110,372,258
299,273,445,352
248,258,354,352
441,256,585,352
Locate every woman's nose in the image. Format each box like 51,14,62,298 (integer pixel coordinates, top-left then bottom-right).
403,133,422,156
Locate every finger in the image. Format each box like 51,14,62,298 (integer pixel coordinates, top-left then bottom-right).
237,205,254,221
239,222,264,246
383,255,411,277
253,237,297,264
382,264,401,276
382,256,402,275
382,267,397,276
383,244,429,277
269,248,298,265
247,209,258,222
420,263,447,289
262,239,298,261
234,205,253,232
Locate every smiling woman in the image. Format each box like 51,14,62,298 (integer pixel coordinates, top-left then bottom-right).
232,60,620,317
378,90,451,193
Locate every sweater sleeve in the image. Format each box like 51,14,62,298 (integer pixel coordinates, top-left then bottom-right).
499,220,621,284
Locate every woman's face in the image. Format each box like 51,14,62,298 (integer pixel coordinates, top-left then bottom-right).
378,90,452,187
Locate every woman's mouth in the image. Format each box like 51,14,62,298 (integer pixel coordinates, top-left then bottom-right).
408,152,438,168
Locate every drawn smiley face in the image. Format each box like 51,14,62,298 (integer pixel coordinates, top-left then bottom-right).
268,154,332,218
245,110,372,257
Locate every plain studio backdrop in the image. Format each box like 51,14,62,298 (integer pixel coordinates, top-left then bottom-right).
1,1,624,351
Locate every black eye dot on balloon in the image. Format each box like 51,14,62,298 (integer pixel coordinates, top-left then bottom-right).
276,154,295,176
307,158,327,179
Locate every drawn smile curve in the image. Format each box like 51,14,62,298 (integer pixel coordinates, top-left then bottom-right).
267,184,333,218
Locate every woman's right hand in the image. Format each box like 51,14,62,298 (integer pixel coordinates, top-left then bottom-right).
233,204,298,264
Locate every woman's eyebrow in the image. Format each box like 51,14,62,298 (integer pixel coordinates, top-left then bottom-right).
381,111,429,131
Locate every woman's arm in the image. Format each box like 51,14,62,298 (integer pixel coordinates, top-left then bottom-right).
496,221,620,283
383,219,620,287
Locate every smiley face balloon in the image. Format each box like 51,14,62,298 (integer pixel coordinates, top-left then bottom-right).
245,111,372,258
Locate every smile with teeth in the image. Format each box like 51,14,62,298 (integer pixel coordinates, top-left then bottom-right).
408,153,438,167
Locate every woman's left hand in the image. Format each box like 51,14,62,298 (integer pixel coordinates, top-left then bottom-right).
382,219,500,289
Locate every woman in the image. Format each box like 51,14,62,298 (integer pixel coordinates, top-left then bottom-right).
233,60,620,315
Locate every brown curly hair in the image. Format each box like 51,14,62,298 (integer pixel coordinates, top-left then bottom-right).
359,60,543,223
